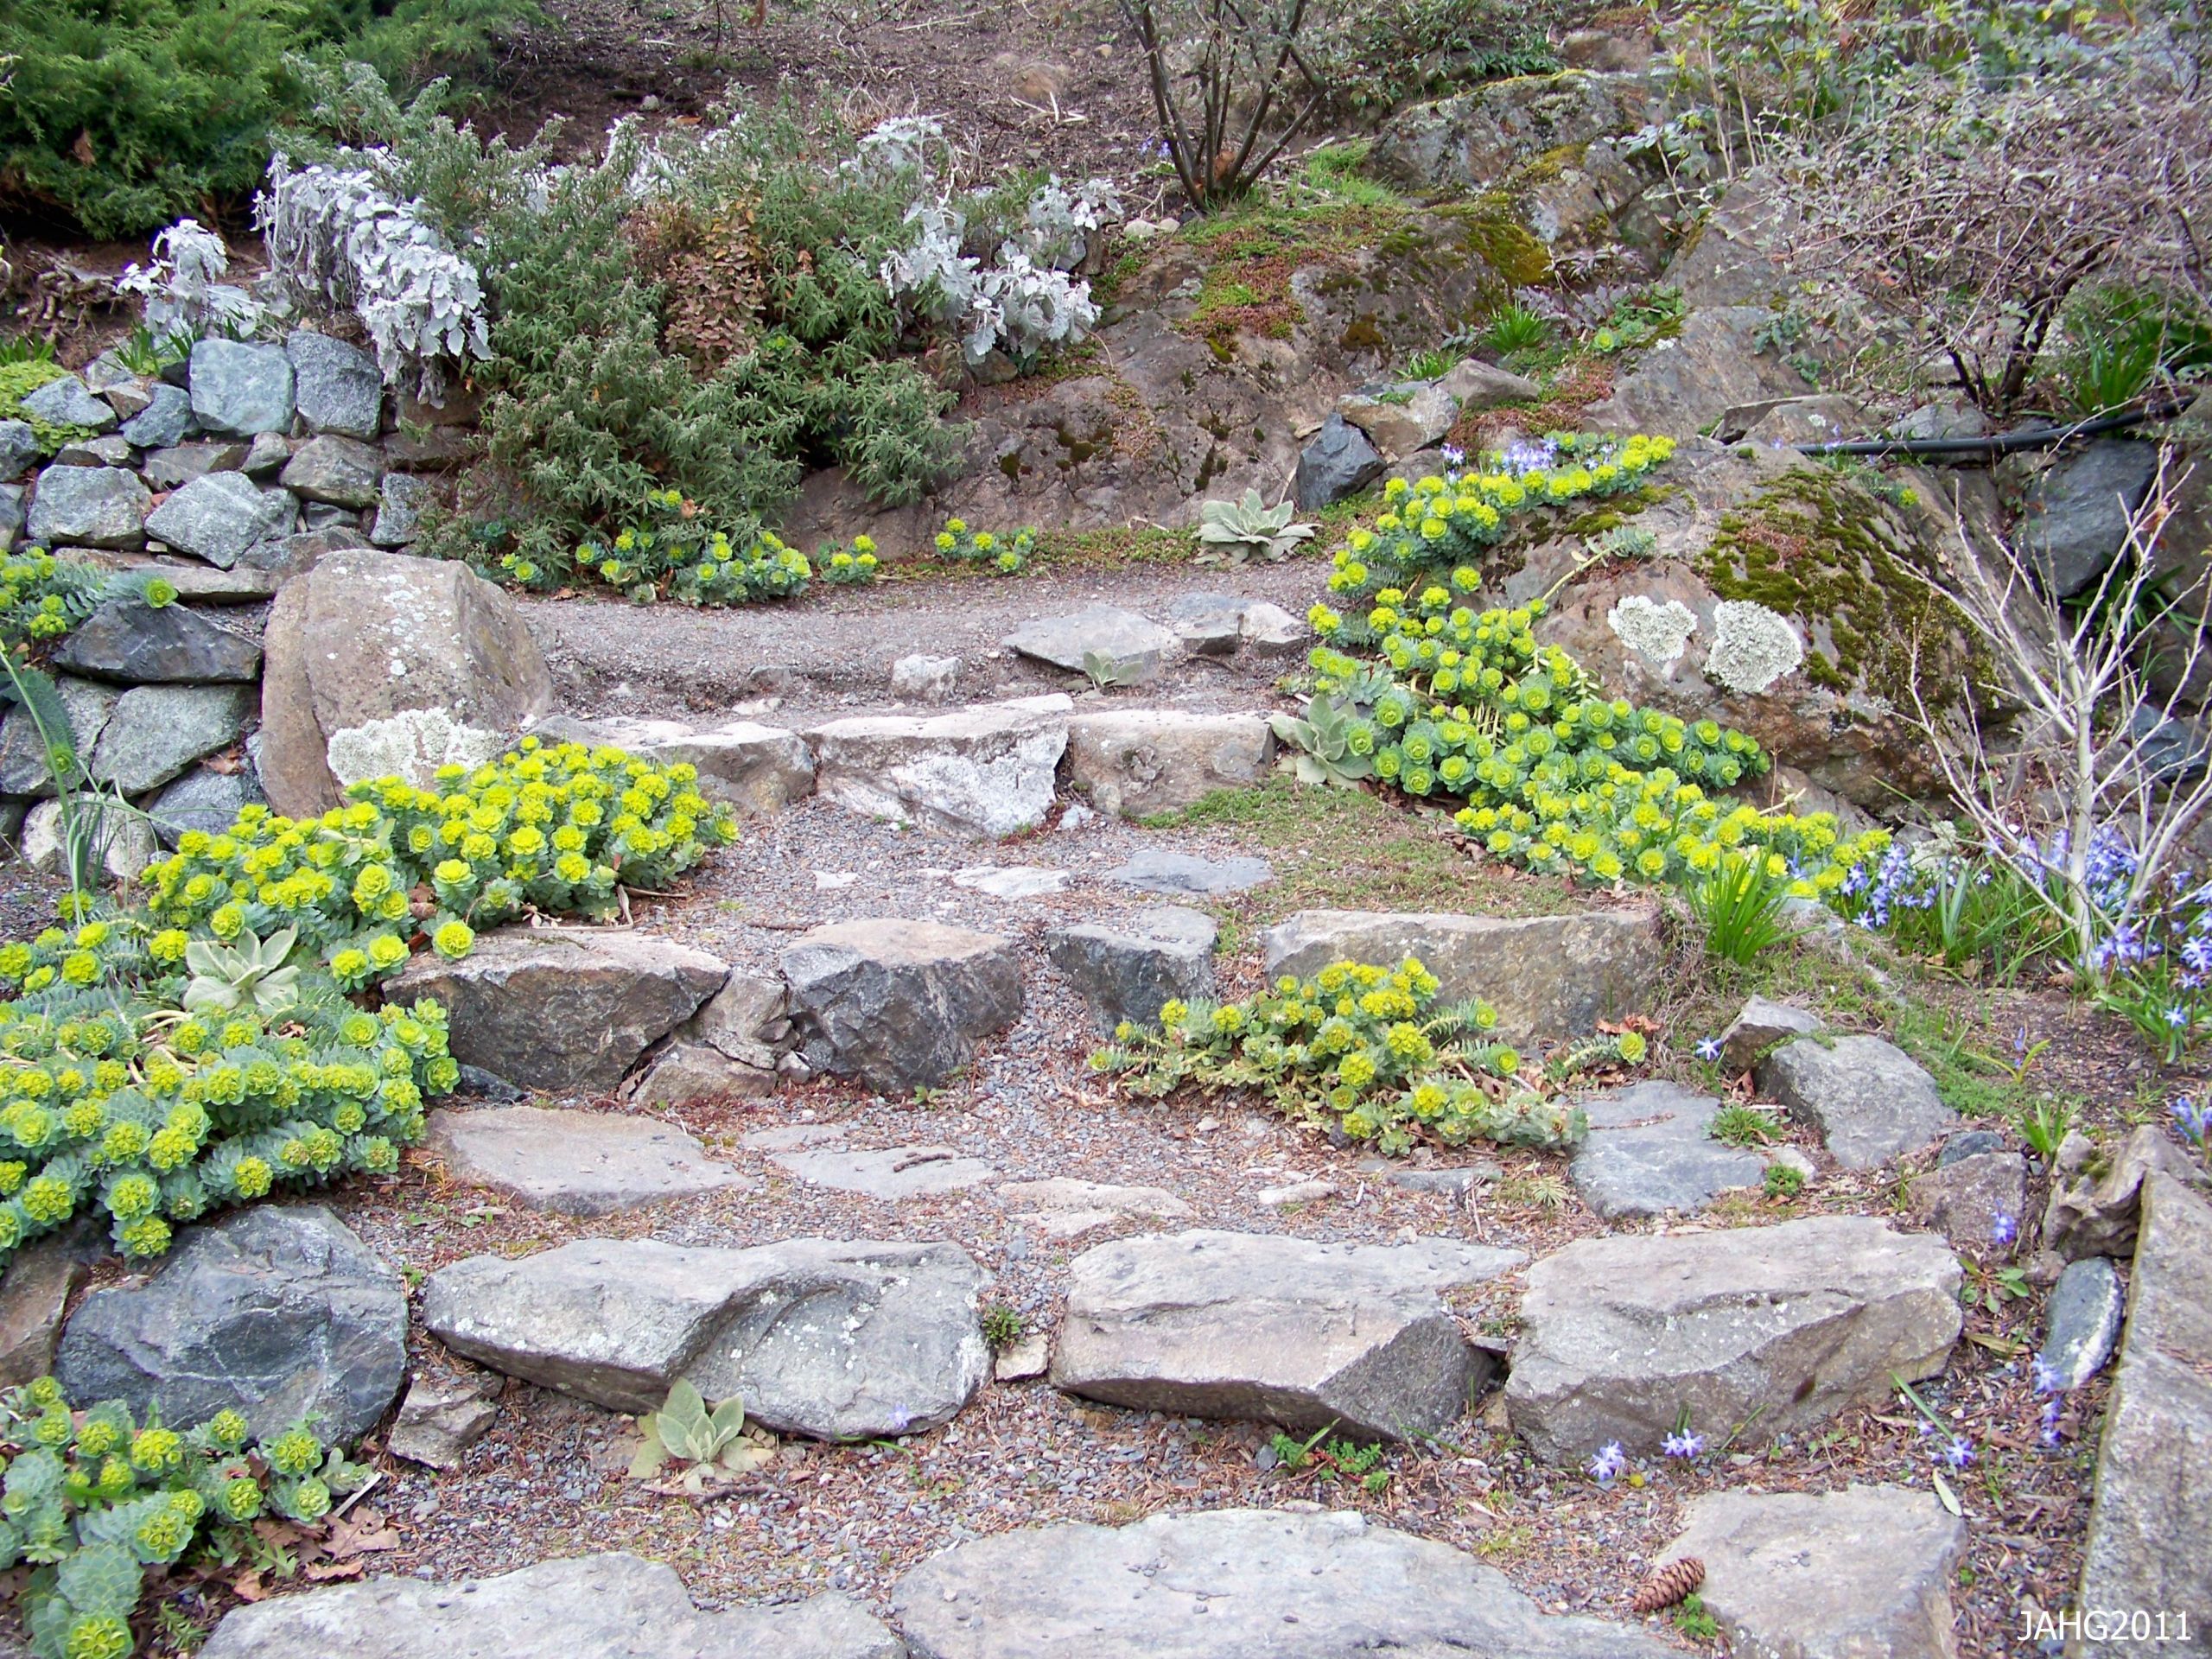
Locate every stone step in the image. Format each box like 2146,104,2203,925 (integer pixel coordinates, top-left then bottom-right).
423,1103,748,1217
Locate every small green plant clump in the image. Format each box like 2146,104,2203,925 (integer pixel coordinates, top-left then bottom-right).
1763,1162,1805,1199
1092,957,1639,1154
0,555,124,649
0,361,94,455
1709,1103,1781,1147
1198,491,1319,564
142,740,736,993
980,1305,1027,1351
931,519,1037,576
628,1380,772,1492
1689,849,1797,966
0,1376,367,1659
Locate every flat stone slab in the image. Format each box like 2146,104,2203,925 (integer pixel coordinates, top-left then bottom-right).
200,1554,903,1659
1260,906,1664,1040
423,1236,989,1437
425,1105,745,1217
1567,1080,1765,1219
1758,1033,1955,1168
1065,709,1274,817
533,713,815,815
2075,1172,2212,1646
950,863,1068,899
1004,604,1179,681
808,696,1069,837
891,1508,1674,1658
1665,1484,1967,1659
1506,1215,1962,1464
1052,1229,1523,1440
1107,849,1272,895
772,1144,998,1199
1720,995,1824,1071
999,1177,1193,1239
2038,1255,2125,1391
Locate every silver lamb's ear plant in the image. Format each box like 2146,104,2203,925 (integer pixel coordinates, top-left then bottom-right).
182,927,302,1018
628,1379,773,1492
1081,649,1145,690
1197,489,1317,563
1269,694,1375,788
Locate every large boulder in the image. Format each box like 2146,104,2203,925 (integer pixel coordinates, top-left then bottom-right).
781,919,1022,1090
1064,709,1274,817
1505,1215,1962,1463
26,466,149,549
390,929,728,1095
200,1554,904,1659
257,548,556,816
48,598,262,683
1052,1229,1522,1440
1046,906,1217,1033
891,1508,1674,1659
1663,1484,1967,1659
424,1104,746,1216
143,471,296,568
422,1236,989,1437
1371,69,1659,194
1259,906,1662,1040
1757,1033,1955,1169
807,696,1069,837
54,1205,407,1443
2074,1172,2212,1643
532,713,815,815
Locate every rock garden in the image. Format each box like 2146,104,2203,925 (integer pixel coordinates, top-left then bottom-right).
0,0,2208,1655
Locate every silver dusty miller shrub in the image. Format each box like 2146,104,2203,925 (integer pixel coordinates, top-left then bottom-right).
257,155,493,400
114,218,264,345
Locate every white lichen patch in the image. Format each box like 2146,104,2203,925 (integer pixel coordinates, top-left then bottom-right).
1705,600,1805,696
1606,594,1699,665
326,707,508,790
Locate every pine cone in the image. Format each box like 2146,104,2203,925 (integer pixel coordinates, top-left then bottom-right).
1630,1556,1705,1614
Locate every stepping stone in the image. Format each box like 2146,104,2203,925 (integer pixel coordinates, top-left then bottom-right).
385,1376,497,1471
1107,849,1272,895
891,1509,1674,1658
997,1177,1193,1239
1907,1148,2028,1249
1160,592,1249,654
1065,709,1274,818
1357,1159,1499,1196
772,1144,997,1199
391,929,728,1096
807,695,1069,837
742,1123,849,1152
56,1205,405,1443
950,863,1068,899
200,1554,903,1659
533,713,815,815
1003,604,1179,682
423,1236,989,1437
1664,1484,1967,1659
1567,1080,1765,1220
425,1104,746,1216
2075,1172,2212,1630
1046,906,1216,1033
1719,994,1824,1071
2039,1255,2124,1390
1260,906,1664,1040
782,918,1021,1090
1505,1215,1961,1465
1758,1033,1955,1169
1052,1229,1522,1440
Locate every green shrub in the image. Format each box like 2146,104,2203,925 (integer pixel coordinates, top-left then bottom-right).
1689,849,1796,966
931,519,1038,575
1308,0,1561,117
0,1377,367,1659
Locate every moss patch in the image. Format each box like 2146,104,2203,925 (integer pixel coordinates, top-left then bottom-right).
0,359,89,452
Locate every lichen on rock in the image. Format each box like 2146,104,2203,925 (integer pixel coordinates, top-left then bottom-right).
1704,600,1804,695
1606,594,1698,665
326,707,510,791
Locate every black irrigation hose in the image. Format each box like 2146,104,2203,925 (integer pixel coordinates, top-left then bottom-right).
1793,391,2198,461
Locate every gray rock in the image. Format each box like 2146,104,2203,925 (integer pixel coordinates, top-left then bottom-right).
807,696,1069,838
1437,356,1540,410
0,422,37,481
118,382,194,449
997,1177,1192,1240
1160,592,1248,655
54,1205,406,1443
531,714,814,816
2020,439,2161,599
21,797,158,885
384,1376,497,1471
188,339,296,435
890,652,961,701
51,434,131,467
1107,849,1271,894
625,1037,778,1105
81,352,137,394
0,1229,100,1389
425,1104,745,1216
391,928,728,1096
1586,306,1813,438
0,677,120,797
2074,1173,2212,1654
18,375,117,433
1064,709,1274,817
1261,906,1664,1041
143,470,296,568
1505,1215,1962,1463
49,598,261,683
2039,1255,2125,1391
683,966,792,1066
892,1507,1671,1659
1052,1229,1522,1440
200,1554,905,1659
1907,1148,2029,1249
2041,1125,2202,1261
1003,604,1179,683
1740,392,1868,450
1294,411,1387,510
1757,1034,1955,1169
1663,1484,1967,1659
1371,67,1658,194
243,524,368,585
1719,994,1824,1071
26,466,149,550
285,331,384,439
240,431,292,477
771,1143,998,1199
1358,1159,1499,1196
281,433,385,508
950,863,1065,899
368,471,429,546
423,1236,989,1436
142,440,248,488
781,918,1021,1090
147,766,260,847
1567,1080,1766,1219
1339,384,1458,459
86,683,251,793
1939,1128,2007,1166
1046,906,1217,1033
